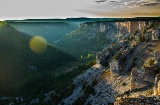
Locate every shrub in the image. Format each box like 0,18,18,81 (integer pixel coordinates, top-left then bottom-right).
130,48,134,54
134,30,139,35
84,85,96,95
154,66,160,75
82,82,87,90
100,59,109,67
91,79,98,87
132,44,136,47
139,35,146,42
131,61,136,68
148,59,155,66
114,51,123,60
86,101,92,105
121,56,127,62
116,94,120,98
113,55,118,60
148,89,154,95
133,57,137,61
122,82,126,86
108,103,114,105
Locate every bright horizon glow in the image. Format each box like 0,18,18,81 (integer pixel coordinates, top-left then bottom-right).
0,0,159,20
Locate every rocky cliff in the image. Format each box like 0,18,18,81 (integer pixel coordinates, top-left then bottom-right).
58,21,160,105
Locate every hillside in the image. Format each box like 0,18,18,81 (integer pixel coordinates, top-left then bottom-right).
56,21,160,105
0,22,76,97
0,19,160,105
9,22,78,44
56,22,116,60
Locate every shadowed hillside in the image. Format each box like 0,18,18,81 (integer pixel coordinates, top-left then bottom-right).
9,22,78,44
0,22,76,96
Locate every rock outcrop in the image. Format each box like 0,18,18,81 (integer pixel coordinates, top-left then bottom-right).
110,59,120,77
130,67,146,91
154,74,160,96
152,29,160,40
154,52,160,65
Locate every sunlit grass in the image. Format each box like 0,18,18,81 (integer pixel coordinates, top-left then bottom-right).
0,21,7,27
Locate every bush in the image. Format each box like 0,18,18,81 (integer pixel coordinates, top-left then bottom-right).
82,82,87,90
114,51,123,60
122,82,126,86
121,56,127,62
131,61,136,68
91,79,98,87
116,94,120,98
133,57,137,61
132,44,136,47
73,93,89,105
113,55,118,60
139,35,146,42
108,103,114,105
154,66,160,75
130,48,134,54
100,59,109,67
148,59,155,66
134,30,139,35
84,85,96,95
86,101,92,105
148,89,154,95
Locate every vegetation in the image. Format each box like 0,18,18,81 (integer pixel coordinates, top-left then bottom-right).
114,51,123,60
82,82,87,90
91,79,98,87
84,85,96,95
148,59,155,66
100,55,110,67
0,24,100,105
108,102,114,105
122,82,126,86
121,56,127,62
116,94,121,98
148,89,154,95
154,66,160,75
56,22,112,61
72,93,89,105
131,61,136,68
133,57,137,61
139,35,146,42
134,30,139,35
0,24,77,97
9,22,78,44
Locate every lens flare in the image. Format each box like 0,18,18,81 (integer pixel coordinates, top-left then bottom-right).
29,36,48,54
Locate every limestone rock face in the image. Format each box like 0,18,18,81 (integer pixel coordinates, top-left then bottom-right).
110,59,119,77
152,29,159,40
145,30,152,40
154,52,160,65
154,74,160,96
96,49,111,67
130,67,145,91
135,33,142,41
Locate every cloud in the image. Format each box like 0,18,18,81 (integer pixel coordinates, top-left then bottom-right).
126,0,160,7
94,0,160,8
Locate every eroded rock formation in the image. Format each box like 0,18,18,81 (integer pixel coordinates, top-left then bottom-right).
130,67,146,91
110,59,119,77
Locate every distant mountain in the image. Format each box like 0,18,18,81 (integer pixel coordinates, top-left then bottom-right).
0,22,76,96
6,17,160,23
8,22,78,44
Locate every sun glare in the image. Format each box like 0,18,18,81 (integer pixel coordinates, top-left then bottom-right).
29,36,48,54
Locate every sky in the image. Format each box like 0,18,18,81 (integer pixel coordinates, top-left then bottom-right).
0,0,160,20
